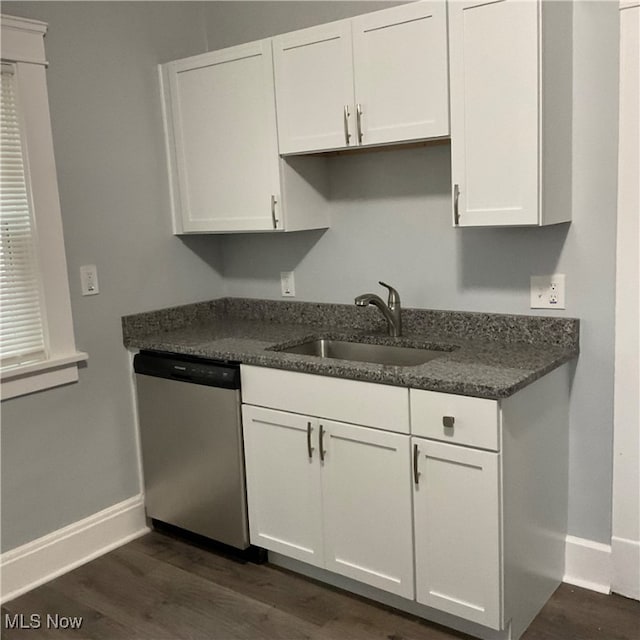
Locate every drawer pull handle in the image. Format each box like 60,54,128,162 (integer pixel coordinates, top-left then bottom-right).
319,424,326,462
356,103,363,143
413,443,420,485
453,184,460,225
306,421,314,459
443,416,455,429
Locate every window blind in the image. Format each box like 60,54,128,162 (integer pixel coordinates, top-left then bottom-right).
0,63,47,368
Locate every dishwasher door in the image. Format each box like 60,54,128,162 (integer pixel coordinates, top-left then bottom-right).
135,372,249,549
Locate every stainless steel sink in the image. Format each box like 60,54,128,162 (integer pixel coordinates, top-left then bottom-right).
279,339,450,367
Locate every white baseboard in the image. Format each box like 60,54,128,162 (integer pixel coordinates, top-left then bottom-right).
611,535,640,600
0,494,149,604
563,534,611,594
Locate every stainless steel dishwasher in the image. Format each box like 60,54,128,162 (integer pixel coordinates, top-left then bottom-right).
134,351,249,550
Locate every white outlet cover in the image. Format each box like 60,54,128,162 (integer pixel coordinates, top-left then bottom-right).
530,274,565,309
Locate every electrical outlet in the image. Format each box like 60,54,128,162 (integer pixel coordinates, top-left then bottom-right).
530,274,565,309
80,264,99,296
280,271,295,297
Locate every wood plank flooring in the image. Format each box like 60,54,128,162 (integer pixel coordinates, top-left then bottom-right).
2,531,639,640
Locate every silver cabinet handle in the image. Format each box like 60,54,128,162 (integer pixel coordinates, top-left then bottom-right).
343,105,351,145
271,194,279,229
413,443,420,485
443,416,455,429
356,103,363,143
453,184,460,225
306,421,314,459
319,424,326,462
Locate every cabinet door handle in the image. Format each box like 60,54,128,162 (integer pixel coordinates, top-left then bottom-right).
343,105,351,145
319,424,326,462
271,194,279,229
453,184,460,225
443,416,455,429
306,421,314,459
356,103,363,143
413,443,420,485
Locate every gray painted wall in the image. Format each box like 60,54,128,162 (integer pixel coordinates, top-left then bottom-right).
200,1,402,49
1,1,619,552
1,2,226,552
206,1,620,544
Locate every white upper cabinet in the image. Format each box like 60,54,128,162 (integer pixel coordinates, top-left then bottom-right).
274,1,449,155
160,41,330,234
449,0,573,227
273,21,356,154
351,1,449,147
163,41,279,233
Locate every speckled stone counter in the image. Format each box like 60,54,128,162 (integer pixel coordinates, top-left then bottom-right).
122,298,579,399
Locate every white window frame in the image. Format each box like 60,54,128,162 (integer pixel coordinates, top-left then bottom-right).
1,15,86,400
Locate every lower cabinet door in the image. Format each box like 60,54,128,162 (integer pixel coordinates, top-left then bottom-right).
413,438,502,629
321,420,414,598
242,405,324,566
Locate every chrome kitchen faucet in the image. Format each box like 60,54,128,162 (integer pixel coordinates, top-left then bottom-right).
355,281,402,337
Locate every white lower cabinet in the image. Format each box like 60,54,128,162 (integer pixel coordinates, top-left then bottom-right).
242,406,323,566
321,419,413,598
412,438,501,629
242,404,414,598
241,365,570,640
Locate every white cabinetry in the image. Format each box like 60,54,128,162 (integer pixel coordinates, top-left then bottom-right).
320,419,413,597
160,41,329,234
412,440,501,629
272,21,354,155
410,369,570,639
449,0,573,226
241,364,570,640
412,390,502,628
273,1,449,154
241,406,323,566
241,367,414,598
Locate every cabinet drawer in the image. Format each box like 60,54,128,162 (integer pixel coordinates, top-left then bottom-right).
241,365,409,433
410,389,500,451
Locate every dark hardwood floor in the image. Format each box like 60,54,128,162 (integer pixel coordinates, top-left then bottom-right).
2,531,638,640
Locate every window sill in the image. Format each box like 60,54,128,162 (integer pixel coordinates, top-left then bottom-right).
1,352,88,401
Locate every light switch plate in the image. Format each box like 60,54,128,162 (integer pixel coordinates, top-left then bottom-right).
530,274,565,309
280,271,295,297
80,264,99,296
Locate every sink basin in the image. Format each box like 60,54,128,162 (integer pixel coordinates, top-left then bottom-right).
278,338,450,367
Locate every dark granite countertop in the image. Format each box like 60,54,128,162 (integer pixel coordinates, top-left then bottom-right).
122,298,579,400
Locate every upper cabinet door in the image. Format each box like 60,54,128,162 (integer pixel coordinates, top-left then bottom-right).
165,40,281,233
352,1,449,147
273,21,355,155
449,0,540,226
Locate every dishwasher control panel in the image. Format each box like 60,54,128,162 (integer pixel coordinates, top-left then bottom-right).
134,351,240,389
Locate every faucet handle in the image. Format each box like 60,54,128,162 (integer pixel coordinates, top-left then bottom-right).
379,281,400,307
